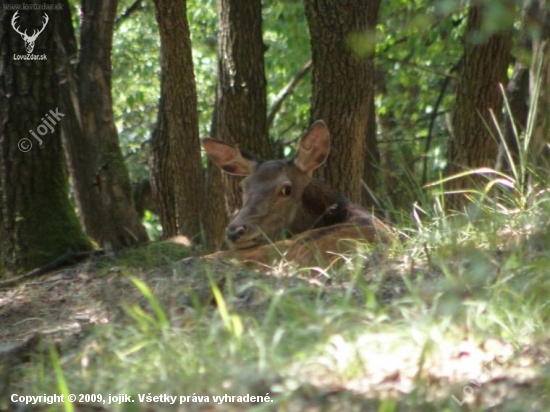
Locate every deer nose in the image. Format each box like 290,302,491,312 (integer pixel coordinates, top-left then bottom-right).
226,224,248,242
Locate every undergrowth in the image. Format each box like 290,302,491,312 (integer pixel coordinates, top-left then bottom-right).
8,175,550,410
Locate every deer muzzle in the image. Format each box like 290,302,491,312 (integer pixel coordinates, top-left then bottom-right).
225,220,263,249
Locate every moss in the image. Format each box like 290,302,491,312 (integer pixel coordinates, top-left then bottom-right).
102,139,134,197
14,162,93,272
96,241,192,273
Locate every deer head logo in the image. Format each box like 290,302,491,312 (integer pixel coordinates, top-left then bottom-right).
11,11,49,54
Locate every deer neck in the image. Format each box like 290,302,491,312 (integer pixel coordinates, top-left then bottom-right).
288,180,352,235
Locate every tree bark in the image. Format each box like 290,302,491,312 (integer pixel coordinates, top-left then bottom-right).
446,4,513,208
525,0,550,166
206,0,270,248
151,0,203,241
58,0,148,250
0,3,92,273
362,97,380,209
304,0,381,205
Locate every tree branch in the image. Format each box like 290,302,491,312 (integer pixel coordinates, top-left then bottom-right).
421,74,451,186
0,250,104,289
267,60,312,129
421,58,462,186
115,0,144,26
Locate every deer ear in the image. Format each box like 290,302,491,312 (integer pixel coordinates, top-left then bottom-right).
295,120,330,174
202,138,259,176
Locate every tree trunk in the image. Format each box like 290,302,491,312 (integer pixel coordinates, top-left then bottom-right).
206,0,270,248
0,4,92,273
59,0,148,250
150,0,203,241
446,4,513,208
304,0,381,205
525,0,550,166
362,97,380,209
204,92,226,249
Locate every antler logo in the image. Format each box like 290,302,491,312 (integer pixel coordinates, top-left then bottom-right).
11,11,49,54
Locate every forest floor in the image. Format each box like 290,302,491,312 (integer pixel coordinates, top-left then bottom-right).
1,214,550,411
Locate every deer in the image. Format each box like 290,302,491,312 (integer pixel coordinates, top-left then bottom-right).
11,11,49,54
202,120,393,268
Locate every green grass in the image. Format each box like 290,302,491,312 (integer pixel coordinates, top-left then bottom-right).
8,205,550,410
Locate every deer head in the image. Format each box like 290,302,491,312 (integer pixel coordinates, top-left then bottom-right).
203,121,330,249
11,11,49,54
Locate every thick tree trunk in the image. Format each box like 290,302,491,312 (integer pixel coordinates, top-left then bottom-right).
0,4,92,273
59,0,148,250
152,0,203,241
446,4,512,208
304,0,381,205
206,0,270,248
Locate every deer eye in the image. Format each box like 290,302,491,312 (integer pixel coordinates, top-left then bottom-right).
281,184,292,196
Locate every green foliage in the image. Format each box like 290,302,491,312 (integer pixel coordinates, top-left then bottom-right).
427,54,546,217
112,1,160,180
142,209,162,240
263,0,312,147
187,0,218,138
375,0,466,208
